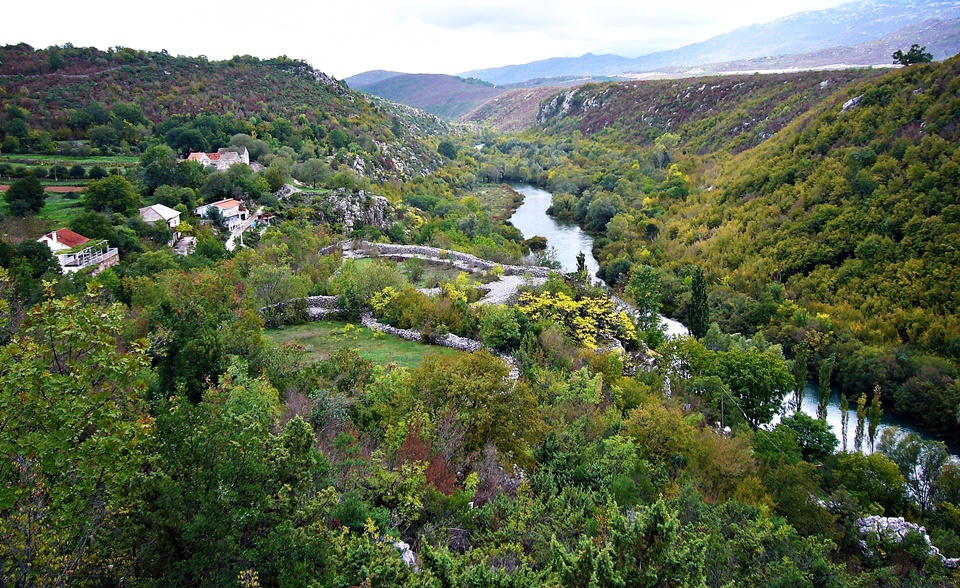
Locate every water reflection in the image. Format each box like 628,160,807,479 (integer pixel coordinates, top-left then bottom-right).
774,382,958,456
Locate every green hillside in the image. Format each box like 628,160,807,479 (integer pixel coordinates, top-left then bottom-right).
484,57,960,435
655,56,960,430
0,43,444,179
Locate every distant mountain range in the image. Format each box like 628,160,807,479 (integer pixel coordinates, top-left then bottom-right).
461,0,960,84
632,18,960,79
345,73,508,121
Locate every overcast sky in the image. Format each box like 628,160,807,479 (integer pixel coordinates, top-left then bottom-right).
3,0,850,79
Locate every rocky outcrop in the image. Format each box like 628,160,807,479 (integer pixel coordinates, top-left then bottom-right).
859,515,960,569
315,191,394,234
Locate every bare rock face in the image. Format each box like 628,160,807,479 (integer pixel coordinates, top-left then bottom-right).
316,190,394,233
859,515,960,569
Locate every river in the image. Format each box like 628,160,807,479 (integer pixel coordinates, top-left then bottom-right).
509,183,688,338
507,183,954,452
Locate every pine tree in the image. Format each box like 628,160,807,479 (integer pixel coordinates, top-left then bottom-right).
688,266,709,339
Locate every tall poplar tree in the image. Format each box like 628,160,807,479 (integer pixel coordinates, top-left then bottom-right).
688,266,709,339
817,354,835,420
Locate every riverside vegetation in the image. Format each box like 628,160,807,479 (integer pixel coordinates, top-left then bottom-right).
1,43,960,586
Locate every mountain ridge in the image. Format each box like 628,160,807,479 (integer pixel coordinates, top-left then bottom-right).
461,0,960,85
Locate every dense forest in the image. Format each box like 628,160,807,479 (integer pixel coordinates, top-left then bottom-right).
0,44,959,586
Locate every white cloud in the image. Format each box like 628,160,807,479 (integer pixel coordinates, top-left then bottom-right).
1,0,851,78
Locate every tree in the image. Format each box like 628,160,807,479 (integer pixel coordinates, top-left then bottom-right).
414,351,540,461
67,163,86,179
854,393,867,452
713,346,794,428
817,354,835,420
792,342,808,413
88,165,108,179
3,177,45,216
69,210,119,245
479,304,522,351
688,266,709,339
575,250,587,282
437,140,457,160
877,429,949,515
83,174,141,214
295,158,330,188
831,452,906,515
246,264,310,327
626,264,662,331
88,124,120,150
867,385,883,452
0,284,152,585
893,44,933,66
778,412,837,462
139,144,179,193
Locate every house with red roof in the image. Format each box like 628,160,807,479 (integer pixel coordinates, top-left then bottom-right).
185,147,250,171
37,228,119,275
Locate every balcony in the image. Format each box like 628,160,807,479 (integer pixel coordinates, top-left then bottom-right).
56,243,120,275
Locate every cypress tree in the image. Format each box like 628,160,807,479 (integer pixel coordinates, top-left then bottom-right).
688,266,709,339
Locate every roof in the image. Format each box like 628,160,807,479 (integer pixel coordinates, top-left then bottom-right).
207,152,222,161
140,203,181,223
186,152,209,162
213,198,242,209
39,228,89,248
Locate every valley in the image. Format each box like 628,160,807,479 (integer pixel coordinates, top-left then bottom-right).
3,1,960,583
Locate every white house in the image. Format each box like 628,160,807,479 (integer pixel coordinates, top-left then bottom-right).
185,147,250,171
37,228,119,275
140,203,182,243
194,198,249,231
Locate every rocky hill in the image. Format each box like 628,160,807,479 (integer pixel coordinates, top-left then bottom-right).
457,86,562,132
535,69,883,153
347,72,507,121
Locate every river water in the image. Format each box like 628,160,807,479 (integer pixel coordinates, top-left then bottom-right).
774,384,956,454
507,183,953,452
509,183,688,338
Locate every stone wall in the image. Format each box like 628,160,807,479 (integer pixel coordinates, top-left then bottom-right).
321,240,559,279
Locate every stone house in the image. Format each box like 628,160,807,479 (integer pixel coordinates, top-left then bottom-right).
185,147,250,171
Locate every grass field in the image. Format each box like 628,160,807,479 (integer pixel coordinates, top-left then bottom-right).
37,192,87,225
0,191,86,227
265,320,464,368
0,154,140,165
